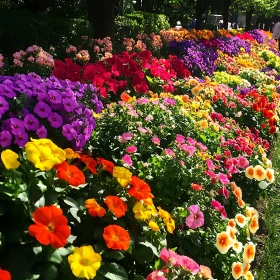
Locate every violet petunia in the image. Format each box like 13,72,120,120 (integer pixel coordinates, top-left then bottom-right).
24,114,39,131
34,101,52,118
0,131,12,147
36,126,47,138
48,112,63,128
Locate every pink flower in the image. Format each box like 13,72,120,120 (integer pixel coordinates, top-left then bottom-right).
211,200,227,218
164,149,176,157
126,146,137,153
152,136,160,145
176,134,185,144
119,132,133,143
237,155,249,169
160,248,181,266
146,271,167,280
206,159,215,170
205,170,216,179
180,160,185,167
181,256,200,274
187,137,197,146
122,154,133,166
186,205,204,229
181,144,196,156
138,126,147,134
217,173,230,185
218,186,229,199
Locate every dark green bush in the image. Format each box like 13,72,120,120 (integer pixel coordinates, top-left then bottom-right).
115,12,170,37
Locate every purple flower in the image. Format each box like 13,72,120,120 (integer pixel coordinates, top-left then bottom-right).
95,100,103,113
186,205,204,229
48,112,63,128
0,131,12,147
36,126,47,138
34,102,52,118
0,96,9,116
0,84,16,98
14,131,29,147
62,124,77,141
62,98,77,112
9,118,25,135
24,114,39,131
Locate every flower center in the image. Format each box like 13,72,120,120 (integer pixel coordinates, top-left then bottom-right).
79,258,89,266
194,214,197,219
46,222,55,232
112,234,119,241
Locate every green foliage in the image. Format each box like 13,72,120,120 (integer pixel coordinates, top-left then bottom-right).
115,12,170,37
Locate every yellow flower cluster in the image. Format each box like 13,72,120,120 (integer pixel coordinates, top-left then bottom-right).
112,166,132,187
1,149,20,170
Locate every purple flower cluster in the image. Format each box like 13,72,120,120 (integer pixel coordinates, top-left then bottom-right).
169,40,218,76
211,37,251,56
248,30,264,44
0,73,102,150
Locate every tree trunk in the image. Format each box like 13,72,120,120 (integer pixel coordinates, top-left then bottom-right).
223,0,231,29
245,8,253,31
88,0,116,39
195,0,204,30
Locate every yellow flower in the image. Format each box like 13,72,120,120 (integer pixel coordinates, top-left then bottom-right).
164,218,175,234
231,262,244,279
25,138,65,171
157,207,171,220
133,200,156,220
64,148,80,159
1,149,20,169
215,232,233,254
243,242,256,264
148,220,160,231
68,245,102,279
112,166,132,187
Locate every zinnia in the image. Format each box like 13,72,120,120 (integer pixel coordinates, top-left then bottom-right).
28,205,70,248
127,176,154,200
1,149,20,169
216,231,233,254
54,161,85,186
185,205,204,229
85,198,106,217
104,196,128,218
68,245,102,279
103,225,130,250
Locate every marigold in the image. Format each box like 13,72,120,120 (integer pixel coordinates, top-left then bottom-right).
103,225,130,250
253,165,266,181
1,149,20,169
243,242,256,264
249,215,259,234
216,231,233,254
232,262,243,280
54,161,85,186
104,196,128,218
112,166,132,187
85,198,106,217
80,155,98,174
265,168,275,183
97,157,114,174
68,245,102,279
245,166,255,179
127,176,154,200
28,205,70,248
0,269,11,280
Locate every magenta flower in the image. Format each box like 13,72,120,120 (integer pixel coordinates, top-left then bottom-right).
206,159,215,170
126,146,137,153
160,248,181,266
176,134,185,144
164,148,176,157
119,132,133,143
146,271,167,280
48,112,63,128
36,126,47,138
186,205,204,229
181,144,196,156
217,173,230,185
218,186,229,199
211,200,227,218
187,137,197,146
0,131,12,147
181,256,200,274
237,155,249,169
152,136,160,145
122,154,133,166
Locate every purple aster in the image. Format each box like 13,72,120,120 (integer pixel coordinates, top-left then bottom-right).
48,112,63,128
0,131,12,147
14,131,29,147
34,102,52,118
24,114,40,131
62,124,77,141
36,126,47,138
0,96,9,116
9,118,25,135
48,90,62,104
62,97,77,112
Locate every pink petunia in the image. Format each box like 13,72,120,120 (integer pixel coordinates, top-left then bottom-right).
152,136,160,145
187,137,197,146
122,154,133,166
181,256,200,274
176,134,185,144
186,205,204,229
218,186,229,199
206,159,215,170
217,173,230,185
146,270,167,280
237,155,249,169
164,148,176,157
211,200,227,218
126,146,137,153
181,144,196,156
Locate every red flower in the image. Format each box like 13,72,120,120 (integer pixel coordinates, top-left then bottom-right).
97,157,114,174
52,58,82,82
104,196,128,218
191,183,203,191
127,176,154,200
80,155,98,174
270,126,277,134
85,198,106,217
54,161,85,186
103,225,130,250
28,205,70,248
0,269,11,280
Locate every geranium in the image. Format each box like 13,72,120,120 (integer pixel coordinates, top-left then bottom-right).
85,198,106,217
127,176,154,200
103,224,130,250
1,149,20,169
68,245,102,279
185,205,204,229
28,205,70,248
104,196,128,218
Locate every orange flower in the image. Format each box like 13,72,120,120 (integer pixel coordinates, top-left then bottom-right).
266,168,275,183
216,231,233,254
97,157,114,174
28,205,70,248
244,271,254,280
228,219,236,228
237,198,245,208
243,242,256,264
0,269,11,280
85,198,106,217
104,196,128,218
233,187,242,199
54,161,85,186
245,206,258,219
243,263,251,274
64,148,80,159
232,241,243,253
235,214,248,228
80,155,98,174
127,176,154,200
103,225,130,250
245,166,255,179
226,226,237,241
191,183,203,191
120,92,132,103
200,265,213,279
232,262,243,279
249,215,259,234
253,165,266,181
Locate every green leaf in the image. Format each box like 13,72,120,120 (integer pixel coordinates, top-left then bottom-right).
134,246,154,264
199,134,207,143
133,276,145,280
99,263,128,280
106,251,125,260
18,192,28,202
139,241,159,257
64,197,79,208
43,265,58,280
69,207,81,223
146,75,153,83
49,250,63,264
